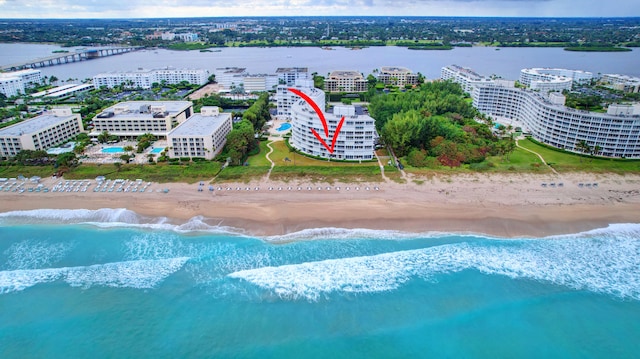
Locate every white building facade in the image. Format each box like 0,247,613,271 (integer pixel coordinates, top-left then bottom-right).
601,74,640,93
276,67,309,86
167,106,232,160
289,87,376,160
0,69,43,97
276,79,315,118
0,108,83,159
440,65,493,94
472,82,640,158
93,68,209,89
324,71,367,93
90,101,193,139
519,68,593,90
378,66,420,87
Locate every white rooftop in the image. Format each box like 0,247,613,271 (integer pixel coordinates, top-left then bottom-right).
100,101,192,118
0,112,77,137
168,112,231,137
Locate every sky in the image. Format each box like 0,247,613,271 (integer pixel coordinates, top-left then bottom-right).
0,0,638,18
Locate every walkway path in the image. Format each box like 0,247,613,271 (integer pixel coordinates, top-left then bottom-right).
265,140,276,179
516,139,559,175
373,150,390,182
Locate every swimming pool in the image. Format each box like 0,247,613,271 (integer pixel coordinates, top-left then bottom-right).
150,147,164,154
101,147,125,153
276,123,292,131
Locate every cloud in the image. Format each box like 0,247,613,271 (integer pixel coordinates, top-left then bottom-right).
0,0,636,18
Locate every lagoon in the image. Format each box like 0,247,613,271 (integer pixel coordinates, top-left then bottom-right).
1,43,637,83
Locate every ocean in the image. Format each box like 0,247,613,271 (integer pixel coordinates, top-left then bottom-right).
1,209,639,358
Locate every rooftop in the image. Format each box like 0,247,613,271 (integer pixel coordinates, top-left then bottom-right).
0,112,78,137
168,112,231,137
276,67,308,73
380,66,412,74
98,101,192,118
328,70,364,80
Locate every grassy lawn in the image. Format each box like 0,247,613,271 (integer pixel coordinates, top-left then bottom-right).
270,165,382,183
0,164,56,179
246,140,272,167
517,138,640,173
268,141,377,167
214,166,270,183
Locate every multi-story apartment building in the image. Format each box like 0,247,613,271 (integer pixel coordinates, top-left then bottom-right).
92,68,209,89
519,68,593,90
289,87,376,160
276,79,315,118
214,67,248,89
276,67,309,86
242,74,279,92
0,69,43,97
472,82,640,158
440,65,493,94
167,106,232,160
324,71,367,93
90,101,193,139
377,66,420,87
601,74,640,93
0,108,83,159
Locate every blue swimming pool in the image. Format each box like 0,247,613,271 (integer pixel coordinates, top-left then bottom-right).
276,123,292,131
101,147,125,153
150,147,164,154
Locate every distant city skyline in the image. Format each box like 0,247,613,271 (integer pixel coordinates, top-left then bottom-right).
0,0,638,19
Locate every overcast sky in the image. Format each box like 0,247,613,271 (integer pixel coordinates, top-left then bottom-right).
0,0,638,18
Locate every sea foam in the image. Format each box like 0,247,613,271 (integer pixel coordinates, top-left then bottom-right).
0,257,188,294
0,209,243,235
230,228,640,301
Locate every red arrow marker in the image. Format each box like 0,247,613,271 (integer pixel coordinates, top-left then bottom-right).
288,88,346,154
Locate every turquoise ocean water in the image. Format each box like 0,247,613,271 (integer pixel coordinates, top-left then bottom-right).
1,208,639,358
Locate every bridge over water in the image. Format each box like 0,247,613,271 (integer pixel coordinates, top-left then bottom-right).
0,47,143,72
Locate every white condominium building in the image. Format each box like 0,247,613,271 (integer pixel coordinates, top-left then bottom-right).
214,67,248,89
0,108,83,159
90,101,193,139
324,70,367,93
0,69,43,97
276,79,315,118
377,66,420,87
601,74,640,93
92,68,209,89
276,67,309,86
167,106,232,160
519,68,593,90
440,65,493,93
472,82,640,158
289,87,376,160
242,74,279,92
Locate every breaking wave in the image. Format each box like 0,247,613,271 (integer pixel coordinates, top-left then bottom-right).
230,224,640,301
0,257,189,294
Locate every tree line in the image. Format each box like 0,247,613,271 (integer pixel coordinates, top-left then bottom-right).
369,81,512,167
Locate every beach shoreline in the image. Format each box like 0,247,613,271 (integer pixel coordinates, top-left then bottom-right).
2,172,640,238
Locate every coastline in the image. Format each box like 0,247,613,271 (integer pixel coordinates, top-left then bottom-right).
2,173,640,238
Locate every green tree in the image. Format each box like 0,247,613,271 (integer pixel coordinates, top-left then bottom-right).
97,130,111,143
381,110,423,157
225,120,256,166
576,140,592,161
55,152,77,168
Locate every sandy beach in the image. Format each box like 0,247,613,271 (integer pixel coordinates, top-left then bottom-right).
2,172,640,237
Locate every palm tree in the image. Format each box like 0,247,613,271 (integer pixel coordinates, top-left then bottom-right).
575,140,591,162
